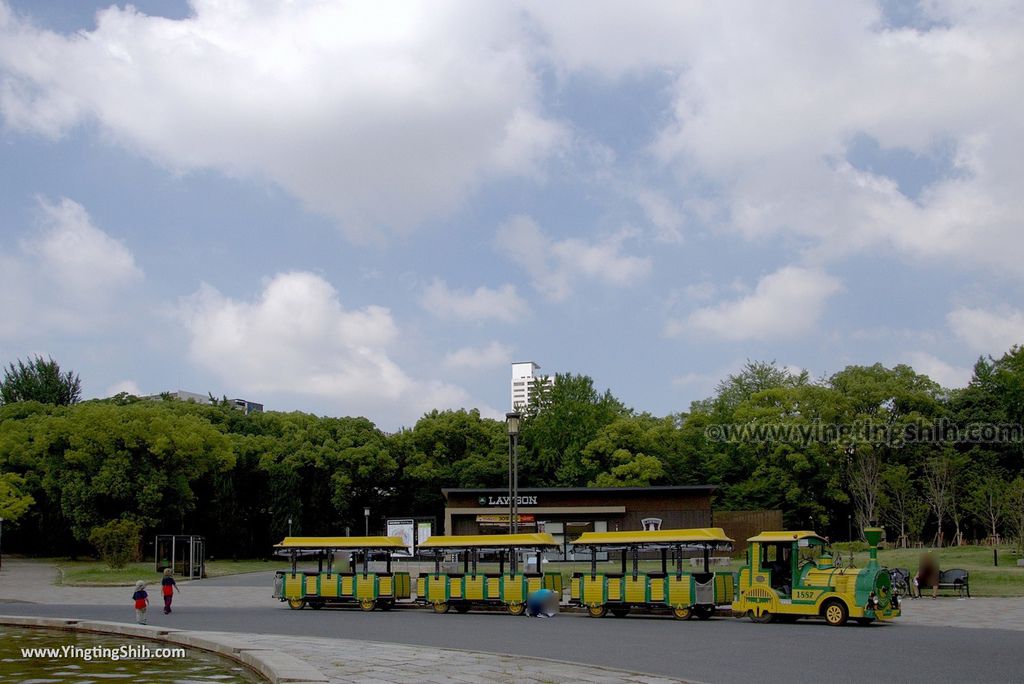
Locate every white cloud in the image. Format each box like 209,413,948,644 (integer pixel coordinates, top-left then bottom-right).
0,197,142,338
495,214,651,301
672,266,841,341
905,351,972,389
443,341,512,370
178,271,472,421
421,280,528,323
947,306,1024,355
671,372,714,387
104,379,142,397
682,281,716,302
528,2,1024,276
635,189,684,243
24,197,142,295
0,1,566,238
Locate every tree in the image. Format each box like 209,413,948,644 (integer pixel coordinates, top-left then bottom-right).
1,356,82,405
590,452,664,488
14,402,234,542
923,454,954,546
966,473,1008,543
520,374,628,486
879,464,925,547
830,363,946,539
89,519,143,569
0,472,34,522
1005,477,1024,554
848,448,882,534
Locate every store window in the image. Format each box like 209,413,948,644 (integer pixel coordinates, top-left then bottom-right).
540,520,608,561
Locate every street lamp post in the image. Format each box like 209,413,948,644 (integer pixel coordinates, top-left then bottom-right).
0,516,4,571
364,507,370,536
506,412,521,535
288,517,293,537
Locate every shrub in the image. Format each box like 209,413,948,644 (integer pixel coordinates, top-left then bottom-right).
832,541,869,553
89,519,143,569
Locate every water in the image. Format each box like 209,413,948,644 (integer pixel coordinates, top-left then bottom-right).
0,626,263,683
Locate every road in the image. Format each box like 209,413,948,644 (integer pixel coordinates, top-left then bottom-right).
2,571,1019,684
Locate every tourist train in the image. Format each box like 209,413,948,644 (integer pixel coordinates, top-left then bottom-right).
272,526,900,626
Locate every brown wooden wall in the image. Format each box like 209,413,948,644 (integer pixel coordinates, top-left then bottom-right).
714,509,784,553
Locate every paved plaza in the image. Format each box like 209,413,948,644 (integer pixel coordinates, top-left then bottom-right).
2,559,1024,683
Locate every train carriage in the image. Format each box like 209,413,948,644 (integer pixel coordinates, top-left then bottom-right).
569,527,734,619
732,527,901,625
415,533,561,615
273,536,413,611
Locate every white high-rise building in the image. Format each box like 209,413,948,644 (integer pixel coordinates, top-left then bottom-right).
510,361,554,411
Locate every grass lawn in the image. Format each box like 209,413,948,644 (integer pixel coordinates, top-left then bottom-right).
51,558,289,586
46,546,1024,595
550,545,1024,597
838,545,1024,597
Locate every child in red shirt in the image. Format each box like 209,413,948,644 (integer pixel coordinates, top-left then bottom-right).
132,581,149,624
161,569,179,614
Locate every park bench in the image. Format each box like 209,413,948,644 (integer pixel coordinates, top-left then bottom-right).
916,568,970,598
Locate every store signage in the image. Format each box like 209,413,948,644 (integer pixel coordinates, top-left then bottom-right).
476,514,536,526
478,495,538,506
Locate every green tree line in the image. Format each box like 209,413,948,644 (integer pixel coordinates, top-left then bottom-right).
1,347,1023,558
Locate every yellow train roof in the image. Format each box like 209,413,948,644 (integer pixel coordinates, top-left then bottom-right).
417,533,559,549
574,527,734,546
274,536,408,550
746,531,828,543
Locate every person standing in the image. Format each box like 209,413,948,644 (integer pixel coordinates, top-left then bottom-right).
132,581,149,624
161,568,179,614
915,552,939,599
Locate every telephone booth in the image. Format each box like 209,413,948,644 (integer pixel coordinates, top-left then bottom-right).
155,534,206,579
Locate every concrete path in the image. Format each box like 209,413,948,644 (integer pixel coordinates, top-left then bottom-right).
0,558,271,607
235,632,682,684
2,616,685,684
5,559,1023,632
897,595,1024,631
0,561,687,684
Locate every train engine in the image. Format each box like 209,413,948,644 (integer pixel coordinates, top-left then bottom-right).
732,527,900,626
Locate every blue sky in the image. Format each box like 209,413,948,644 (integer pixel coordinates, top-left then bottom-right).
1,1,1023,429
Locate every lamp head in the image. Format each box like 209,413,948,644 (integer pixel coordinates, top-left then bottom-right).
505,412,521,436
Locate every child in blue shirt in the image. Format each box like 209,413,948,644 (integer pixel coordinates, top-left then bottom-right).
132,580,149,624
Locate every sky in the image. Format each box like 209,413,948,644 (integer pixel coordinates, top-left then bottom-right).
1,0,1023,429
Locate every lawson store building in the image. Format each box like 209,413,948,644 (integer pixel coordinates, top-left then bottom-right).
441,486,715,561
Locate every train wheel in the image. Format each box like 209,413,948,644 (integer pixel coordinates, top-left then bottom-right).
507,602,526,616
823,600,848,626
748,609,773,623
672,606,692,620
587,604,608,618
611,608,630,618
287,599,306,610
694,606,714,620
455,603,472,614
432,601,451,614
359,598,376,612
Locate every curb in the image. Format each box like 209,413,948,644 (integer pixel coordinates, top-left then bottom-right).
0,615,329,683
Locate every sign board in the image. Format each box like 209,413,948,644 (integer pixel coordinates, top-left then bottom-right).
386,519,415,556
476,514,536,527
477,495,539,507
417,521,432,548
